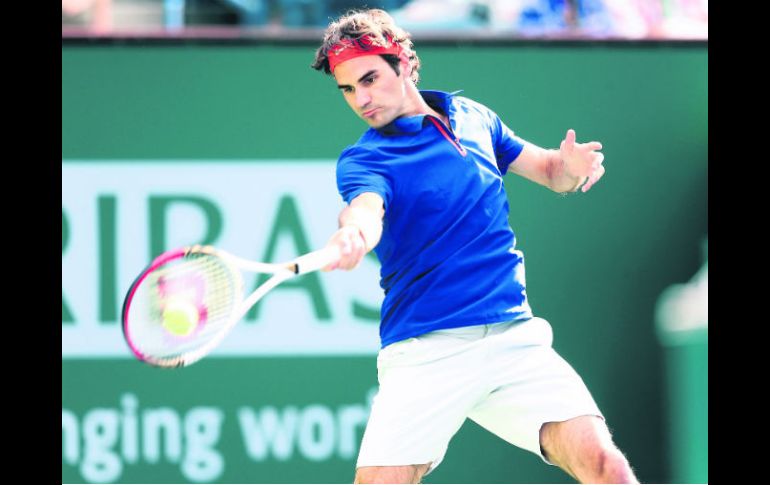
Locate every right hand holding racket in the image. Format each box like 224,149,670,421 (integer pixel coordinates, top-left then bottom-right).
323,225,368,271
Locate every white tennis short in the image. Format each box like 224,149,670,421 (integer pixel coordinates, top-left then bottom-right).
356,317,604,475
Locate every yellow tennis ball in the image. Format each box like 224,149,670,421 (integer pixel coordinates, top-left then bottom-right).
161,299,200,336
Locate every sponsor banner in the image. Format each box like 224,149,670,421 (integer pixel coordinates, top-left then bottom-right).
62,358,377,483
62,161,384,358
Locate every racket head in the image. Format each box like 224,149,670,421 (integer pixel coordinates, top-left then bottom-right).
122,245,245,368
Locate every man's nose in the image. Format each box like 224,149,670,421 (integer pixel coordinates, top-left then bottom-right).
356,89,371,108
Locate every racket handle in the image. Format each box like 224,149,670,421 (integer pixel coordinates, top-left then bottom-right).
293,246,341,274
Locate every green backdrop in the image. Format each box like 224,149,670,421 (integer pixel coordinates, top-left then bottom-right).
62,40,707,484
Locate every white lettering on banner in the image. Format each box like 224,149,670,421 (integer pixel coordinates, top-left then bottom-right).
61,390,376,483
238,406,299,461
298,405,336,461
183,409,226,481
237,399,372,463
61,161,383,358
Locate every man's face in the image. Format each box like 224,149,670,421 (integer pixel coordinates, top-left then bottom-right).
333,55,410,128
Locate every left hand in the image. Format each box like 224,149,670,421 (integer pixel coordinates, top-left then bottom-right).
560,129,605,192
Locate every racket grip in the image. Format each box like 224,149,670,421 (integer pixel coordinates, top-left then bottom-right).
293,246,341,274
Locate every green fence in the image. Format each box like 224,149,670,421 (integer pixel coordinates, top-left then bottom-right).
63,40,707,483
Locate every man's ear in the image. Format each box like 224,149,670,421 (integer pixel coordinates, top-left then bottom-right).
398,51,411,76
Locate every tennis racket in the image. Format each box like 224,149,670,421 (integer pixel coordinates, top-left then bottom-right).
122,244,340,368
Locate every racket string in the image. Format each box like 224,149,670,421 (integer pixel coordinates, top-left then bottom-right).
129,252,244,358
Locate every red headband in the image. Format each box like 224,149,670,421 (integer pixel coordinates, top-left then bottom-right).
327,35,403,74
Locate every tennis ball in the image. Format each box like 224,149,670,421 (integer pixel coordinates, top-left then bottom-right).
161,299,200,337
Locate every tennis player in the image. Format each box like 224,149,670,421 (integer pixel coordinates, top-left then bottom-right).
312,9,638,484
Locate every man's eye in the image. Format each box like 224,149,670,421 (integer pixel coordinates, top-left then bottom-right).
363,77,375,85
342,87,353,93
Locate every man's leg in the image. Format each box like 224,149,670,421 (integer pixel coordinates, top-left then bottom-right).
354,464,431,484
540,415,638,484
355,328,497,485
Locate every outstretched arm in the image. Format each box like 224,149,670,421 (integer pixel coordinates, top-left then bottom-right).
324,192,385,271
508,129,605,193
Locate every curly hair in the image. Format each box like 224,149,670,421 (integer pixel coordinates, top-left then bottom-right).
311,9,421,85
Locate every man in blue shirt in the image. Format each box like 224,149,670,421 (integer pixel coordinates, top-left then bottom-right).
312,9,637,484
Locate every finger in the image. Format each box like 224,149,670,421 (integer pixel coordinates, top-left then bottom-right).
584,141,602,151
344,231,366,269
341,234,354,255
591,152,605,170
332,240,349,269
583,167,599,192
591,165,604,187
341,249,356,270
564,129,576,149
343,236,366,270
323,261,339,272
348,244,365,271
339,256,354,271
582,165,605,192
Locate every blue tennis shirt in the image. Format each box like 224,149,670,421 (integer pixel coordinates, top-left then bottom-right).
337,90,533,347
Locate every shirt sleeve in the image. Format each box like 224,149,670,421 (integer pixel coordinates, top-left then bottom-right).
489,110,525,174
336,145,393,209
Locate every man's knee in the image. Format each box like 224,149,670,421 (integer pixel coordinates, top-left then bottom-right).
595,449,636,483
354,464,431,484
552,442,636,483
540,416,638,484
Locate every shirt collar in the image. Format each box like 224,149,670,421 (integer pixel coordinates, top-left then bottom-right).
376,89,463,136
